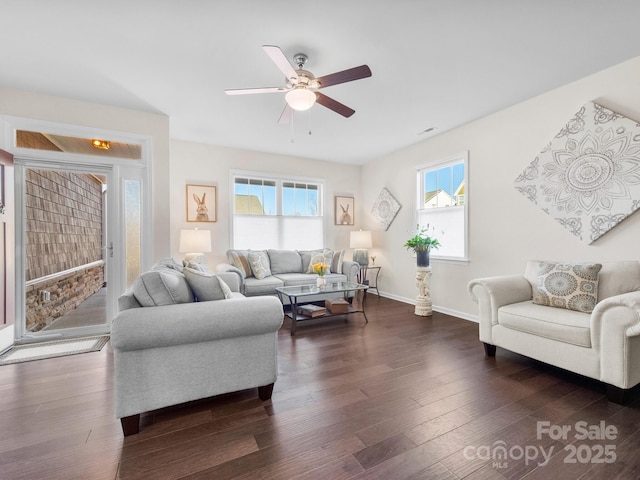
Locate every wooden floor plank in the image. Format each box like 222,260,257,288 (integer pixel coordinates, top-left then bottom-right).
0,297,638,479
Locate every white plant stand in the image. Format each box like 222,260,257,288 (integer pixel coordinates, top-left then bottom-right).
415,266,432,316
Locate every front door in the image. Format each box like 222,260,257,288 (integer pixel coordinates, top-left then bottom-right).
15,163,115,340
7,158,140,342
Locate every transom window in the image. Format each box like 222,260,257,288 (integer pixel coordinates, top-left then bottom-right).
416,153,468,260
232,172,324,250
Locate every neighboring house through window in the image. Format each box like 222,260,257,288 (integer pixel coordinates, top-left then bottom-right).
416,152,468,260
232,172,324,250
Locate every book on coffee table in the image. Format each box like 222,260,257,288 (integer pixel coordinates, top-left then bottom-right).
324,298,350,314
298,304,327,318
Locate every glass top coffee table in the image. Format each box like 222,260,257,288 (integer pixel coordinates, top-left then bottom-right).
275,282,369,335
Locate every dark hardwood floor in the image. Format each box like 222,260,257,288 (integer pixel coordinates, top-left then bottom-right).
1,296,639,479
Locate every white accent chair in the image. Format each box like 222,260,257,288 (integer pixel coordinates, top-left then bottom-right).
469,261,640,403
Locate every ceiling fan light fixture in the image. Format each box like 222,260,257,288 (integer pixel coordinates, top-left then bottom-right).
285,88,316,111
227,45,371,121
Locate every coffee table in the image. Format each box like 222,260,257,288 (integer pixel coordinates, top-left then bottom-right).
275,282,369,335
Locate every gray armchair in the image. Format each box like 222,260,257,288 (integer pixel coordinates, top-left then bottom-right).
111,267,284,435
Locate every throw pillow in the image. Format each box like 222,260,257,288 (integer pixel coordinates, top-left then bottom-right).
268,249,303,274
185,261,212,273
183,268,234,301
298,249,322,273
151,257,184,273
132,269,194,307
533,262,602,313
248,250,272,280
227,250,252,277
306,249,334,274
218,276,233,299
331,249,345,274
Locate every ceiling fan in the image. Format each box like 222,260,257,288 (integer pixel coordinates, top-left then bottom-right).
225,45,372,124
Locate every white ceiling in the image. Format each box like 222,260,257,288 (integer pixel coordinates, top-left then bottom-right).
1,1,639,165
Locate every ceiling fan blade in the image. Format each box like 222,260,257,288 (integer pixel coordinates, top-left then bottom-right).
278,104,294,124
225,87,288,95
316,65,372,89
262,45,298,82
315,92,355,118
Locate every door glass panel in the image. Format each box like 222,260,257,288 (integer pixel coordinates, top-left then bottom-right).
24,168,107,333
124,179,141,287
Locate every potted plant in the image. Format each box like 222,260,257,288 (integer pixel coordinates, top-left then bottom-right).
404,224,441,267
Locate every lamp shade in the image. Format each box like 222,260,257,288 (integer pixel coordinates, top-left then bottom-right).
285,88,316,111
179,229,211,253
350,230,372,249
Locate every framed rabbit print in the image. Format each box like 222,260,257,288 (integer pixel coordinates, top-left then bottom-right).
334,195,355,226
186,184,216,222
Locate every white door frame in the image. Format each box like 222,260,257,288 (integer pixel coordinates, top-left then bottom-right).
0,116,152,342
14,161,114,341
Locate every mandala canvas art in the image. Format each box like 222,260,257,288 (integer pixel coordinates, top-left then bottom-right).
514,101,640,244
371,187,401,230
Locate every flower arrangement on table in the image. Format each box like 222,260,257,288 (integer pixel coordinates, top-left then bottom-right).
313,262,329,286
312,263,329,276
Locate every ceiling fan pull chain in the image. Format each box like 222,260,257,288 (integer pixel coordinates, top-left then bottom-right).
308,109,313,136
291,111,295,143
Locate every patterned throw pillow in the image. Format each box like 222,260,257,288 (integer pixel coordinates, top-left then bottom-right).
305,249,334,274
227,250,252,277
248,250,272,280
533,262,602,313
331,250,345,274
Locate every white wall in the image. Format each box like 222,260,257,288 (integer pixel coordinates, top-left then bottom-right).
169,140,362,265
4,55,640,324
361,56,640,320
0,88,171,259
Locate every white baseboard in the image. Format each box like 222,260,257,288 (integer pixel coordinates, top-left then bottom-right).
377,291,414,304
434,305,478,323
376,291,479,323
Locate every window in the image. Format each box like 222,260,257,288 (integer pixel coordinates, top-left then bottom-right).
416,152,468,260
232,172,324,250
282,182,319,216
234,177,276,215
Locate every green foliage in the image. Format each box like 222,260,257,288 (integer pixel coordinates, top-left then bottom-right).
404,224,441,253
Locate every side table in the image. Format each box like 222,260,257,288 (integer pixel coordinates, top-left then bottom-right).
357,266,381,296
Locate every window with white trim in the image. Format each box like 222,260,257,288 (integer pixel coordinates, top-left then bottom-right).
416,152,468,260
232,172,324,250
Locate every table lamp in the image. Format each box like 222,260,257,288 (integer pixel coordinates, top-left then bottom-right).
179,228,212,264
350,230,372,267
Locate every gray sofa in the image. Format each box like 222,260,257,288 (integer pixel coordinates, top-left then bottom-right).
217,248,360,302
469,260,640,403
111,259,284,435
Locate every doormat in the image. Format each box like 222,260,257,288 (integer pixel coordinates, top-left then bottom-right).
0,336,109,365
